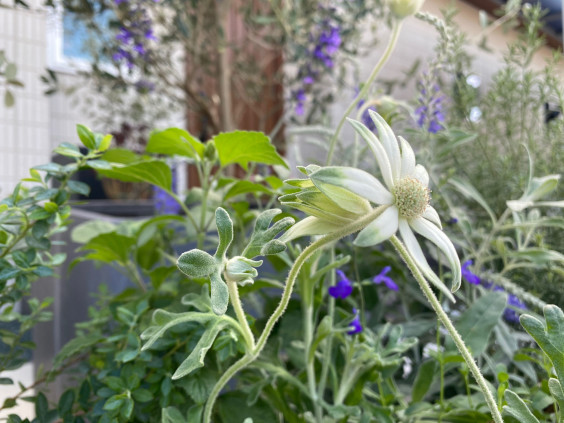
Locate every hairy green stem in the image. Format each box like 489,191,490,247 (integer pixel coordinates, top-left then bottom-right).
226,279,255,350
325,22,402,165
390,235,504,423
304,302,323,421
202,206,387,422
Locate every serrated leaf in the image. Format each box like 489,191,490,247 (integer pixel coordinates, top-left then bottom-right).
214,131,287,170
95,160,172,191
79,232,135,264
147,128,204,158
224,180,272,201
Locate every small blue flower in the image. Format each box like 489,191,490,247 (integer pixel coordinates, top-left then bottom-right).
373,266,399,291
348,308,363,335
461,260,480,285
415,81,446,133
328,269,353,299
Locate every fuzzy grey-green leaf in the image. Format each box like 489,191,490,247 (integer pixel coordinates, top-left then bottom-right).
177,249,217,278
210,272,229,315
214,207,233,259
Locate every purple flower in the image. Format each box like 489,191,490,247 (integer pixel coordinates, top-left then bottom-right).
415,81,446,133
348,308,363,335
461,260,480,285
133,43,146,55
303,75,314,84
114,0,128,4
144,29,157,41
328,269,353,299
294,89,306,116
373,266,399,291
504,294,527,324
447,217,458,224
116,28,133,44
154,166,181,215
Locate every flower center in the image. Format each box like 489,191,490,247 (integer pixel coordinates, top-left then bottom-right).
393,177,430,219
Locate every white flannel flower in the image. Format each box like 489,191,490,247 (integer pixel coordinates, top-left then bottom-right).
281,111,460,301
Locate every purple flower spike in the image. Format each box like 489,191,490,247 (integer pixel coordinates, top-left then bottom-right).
348,308,363,335
328,269,353,299
461,260,480,285
373,266,399,291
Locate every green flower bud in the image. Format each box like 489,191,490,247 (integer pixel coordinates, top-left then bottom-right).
389,0,424,19
225,256,263,286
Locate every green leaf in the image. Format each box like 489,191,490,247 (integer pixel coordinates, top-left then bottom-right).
214,207,233,259
242,209,294,259
508,248,564,266
520,305,564,384
53,333,103,368
446,290,507,356
132,388,153,403
449,177,496,224
182,371,215,404
209,272,229,316
57,390,75,416
224,180,272,201
172,319,229,379
95,160,172,191
4,90,14,107
214,131,287,170
503,389,540,423
147,128,204,159
71,220,116,244
548,378,564,413
177,249,217,278
35,393,48,420
98,134,113,152
79,232,135,264
162,407,188,423
411,360,437,402
140,310,218,351
67,180,90,196
5,63,17,80
76,125,96,150
54,145,83,158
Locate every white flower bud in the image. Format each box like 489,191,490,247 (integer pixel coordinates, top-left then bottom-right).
389,0,424,19
224,256,263,286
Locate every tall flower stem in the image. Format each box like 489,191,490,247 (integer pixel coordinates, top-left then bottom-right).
325,22,402,166
390,235,504,423
202,206,388,423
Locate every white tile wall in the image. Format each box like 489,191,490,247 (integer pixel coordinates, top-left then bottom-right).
0,6,51,197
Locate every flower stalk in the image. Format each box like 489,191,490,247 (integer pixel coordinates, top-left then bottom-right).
325,22,402,166
390,235,504,423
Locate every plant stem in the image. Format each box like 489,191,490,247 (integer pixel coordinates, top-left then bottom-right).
325,22,402,166
226,279,255,350
317,249,336,402
390,235,504,423
304,302,323,421
203,206,388,423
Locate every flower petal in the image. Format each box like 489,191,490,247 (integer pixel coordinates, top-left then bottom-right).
398,220,455,302
422,206,442,229
310,166,393,206
410,217,461,292
398,136,415,178
279,216,341,242
413,164,429,187
368,110,402,182
353,206,399,247
346,118,394,189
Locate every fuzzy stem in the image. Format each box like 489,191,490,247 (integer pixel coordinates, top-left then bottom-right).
325,22,402,166
202,206,388,423
226,279,255,350
390,235,504,423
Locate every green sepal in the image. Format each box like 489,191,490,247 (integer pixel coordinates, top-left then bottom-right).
177,249,217,278
214,207,233,259
225,256,262,286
